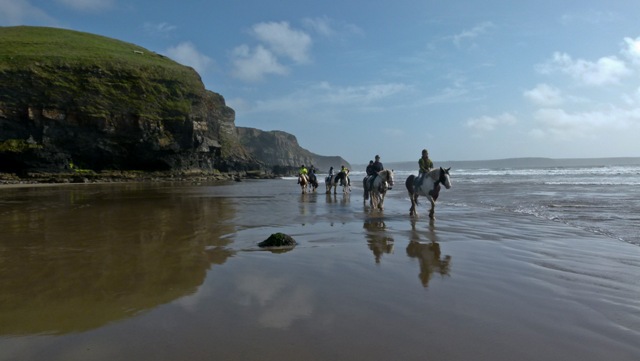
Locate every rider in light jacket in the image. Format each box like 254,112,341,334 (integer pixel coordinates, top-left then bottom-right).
416,149,433,186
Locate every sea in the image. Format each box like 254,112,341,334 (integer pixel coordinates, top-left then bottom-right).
341,160,640,247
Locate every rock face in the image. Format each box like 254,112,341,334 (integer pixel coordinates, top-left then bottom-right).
0,26,257,173
0,26,350,176
237,127,350,173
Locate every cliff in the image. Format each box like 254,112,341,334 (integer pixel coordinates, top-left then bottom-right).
0,26,351,178
237,127,350,173
0,26,256,174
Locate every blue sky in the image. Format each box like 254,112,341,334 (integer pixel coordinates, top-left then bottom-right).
2,0,640,163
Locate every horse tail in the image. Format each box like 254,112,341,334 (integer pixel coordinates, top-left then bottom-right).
405,175,415,195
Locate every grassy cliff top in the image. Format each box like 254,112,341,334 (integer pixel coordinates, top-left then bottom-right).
0,26,204,118
0,26,194,75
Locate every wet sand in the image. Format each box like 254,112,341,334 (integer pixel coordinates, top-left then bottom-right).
1,179,639,360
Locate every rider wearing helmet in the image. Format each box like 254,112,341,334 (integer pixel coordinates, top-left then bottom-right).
372,155,384,174
340,164,351,187
367,155,384,190
416,149,433,186
298,164,308,184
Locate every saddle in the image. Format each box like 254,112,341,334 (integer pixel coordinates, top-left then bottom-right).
366,174,376,190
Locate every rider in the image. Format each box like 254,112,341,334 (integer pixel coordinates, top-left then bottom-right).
365,160,374,176
368,155,384,189
298,164,308,184
364,160,375,191
308,164,317,184
416,149,433,187
339,164,351,187
372,155,384,174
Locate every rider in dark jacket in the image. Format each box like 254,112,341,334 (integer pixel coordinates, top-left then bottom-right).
372,155,384,174
367,155,384,190
365,160,374,176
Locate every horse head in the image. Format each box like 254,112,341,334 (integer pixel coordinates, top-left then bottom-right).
384,169,394,188
439,167,452,189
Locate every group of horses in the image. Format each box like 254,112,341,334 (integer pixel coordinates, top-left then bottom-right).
297,167,452,219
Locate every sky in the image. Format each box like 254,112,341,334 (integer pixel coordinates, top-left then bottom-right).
2,0,640,164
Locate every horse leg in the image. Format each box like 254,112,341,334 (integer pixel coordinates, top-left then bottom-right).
428,197,436,219
410,194,418,217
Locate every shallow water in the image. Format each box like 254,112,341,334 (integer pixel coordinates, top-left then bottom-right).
1,178,639,361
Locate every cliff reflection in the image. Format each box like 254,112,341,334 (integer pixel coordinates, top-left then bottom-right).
0,183,236,336
363,218,394,263
406,219,452,287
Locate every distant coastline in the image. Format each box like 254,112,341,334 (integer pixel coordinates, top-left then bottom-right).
370,157,640,171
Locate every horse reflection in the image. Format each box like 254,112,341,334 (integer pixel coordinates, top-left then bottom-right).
363,218,394,263
406,219,451,287
326,193,337,204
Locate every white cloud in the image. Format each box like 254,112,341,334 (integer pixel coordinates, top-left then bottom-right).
622,36,640,65
524,84,564,106
533,107,640,139
302,16,364,38
537,52,631,86
559,10,618,26
466,112,517,132
451,21,494,48
302,17,335,37
231,44,288,82
240,81,409,115
230,21,313,82
165,42,212,75
0,0,56,25
143,22,177,37
250,21,312,64
323,82,408,104
56,0,115,12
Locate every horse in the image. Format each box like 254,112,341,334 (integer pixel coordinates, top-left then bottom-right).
307,169,319,192
298,173,309,194
405,167,452,219
363,169,395,211
325,171,350,194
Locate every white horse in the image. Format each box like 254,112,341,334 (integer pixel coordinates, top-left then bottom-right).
325,171,350,194
405,167,452,219
363,169,395,211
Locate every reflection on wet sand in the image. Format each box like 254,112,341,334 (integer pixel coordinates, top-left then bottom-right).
406,219,452,287
0,183,236,336
363,218,394,263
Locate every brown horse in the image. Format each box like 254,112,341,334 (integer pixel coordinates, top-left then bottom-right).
298,174,309,194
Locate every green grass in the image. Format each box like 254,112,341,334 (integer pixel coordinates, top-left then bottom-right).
0,26,204,119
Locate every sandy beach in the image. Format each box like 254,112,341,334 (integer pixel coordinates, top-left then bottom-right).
1,178,639,361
